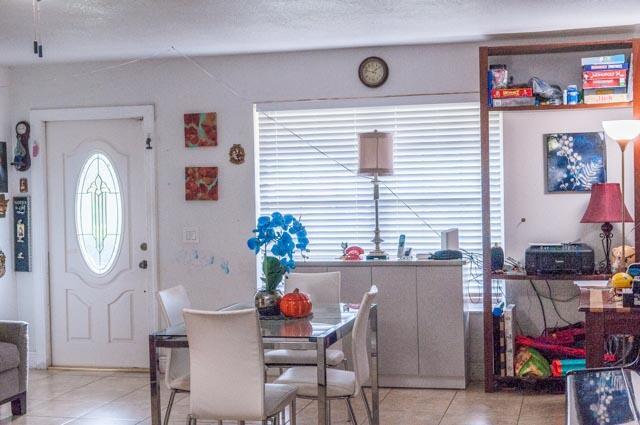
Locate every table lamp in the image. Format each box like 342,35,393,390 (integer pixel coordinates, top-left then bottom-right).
602,120,640,271
580,183,632,273
358,131,393,260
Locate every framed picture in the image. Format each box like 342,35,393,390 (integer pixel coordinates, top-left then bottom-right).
14,196,31,272
185,167,218,201
184,112,217,147
545,132,606,193
0,142,8,193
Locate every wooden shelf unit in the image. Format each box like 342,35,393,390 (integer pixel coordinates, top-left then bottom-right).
489,101,632,112
479,38,640,392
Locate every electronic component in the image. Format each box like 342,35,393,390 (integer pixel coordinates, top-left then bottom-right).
525,243,595,275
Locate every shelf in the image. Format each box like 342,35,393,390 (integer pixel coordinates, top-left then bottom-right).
494,375,565,393
489,102,632,112
487,40,633,56
491,273,610,281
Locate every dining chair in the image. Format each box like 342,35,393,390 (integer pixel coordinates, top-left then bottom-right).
264,272,345,368
183,308,297,425
157,285,192,425
273,285,377,425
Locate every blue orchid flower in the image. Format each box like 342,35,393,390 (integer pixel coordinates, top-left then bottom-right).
248,211,309,285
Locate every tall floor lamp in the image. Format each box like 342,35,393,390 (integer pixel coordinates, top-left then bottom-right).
602,120,640,272
358,131,394,260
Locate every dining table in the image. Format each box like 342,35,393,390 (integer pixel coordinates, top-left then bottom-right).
148,302,379,425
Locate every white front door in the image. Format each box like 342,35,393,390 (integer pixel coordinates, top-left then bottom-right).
47,118,151,368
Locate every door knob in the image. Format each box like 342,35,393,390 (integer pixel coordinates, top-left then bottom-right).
138,260,148,269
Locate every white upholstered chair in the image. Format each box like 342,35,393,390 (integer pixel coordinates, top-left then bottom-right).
264,272,345,367
157,285,192,425
274,286,377,425
183,308,297,425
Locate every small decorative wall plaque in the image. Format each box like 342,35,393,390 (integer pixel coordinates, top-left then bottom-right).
185,167,219,201
229,144,245,164
19,178,28,193
0,250,6,278
184,112,217,147
0,195,9,218
13,196,31,272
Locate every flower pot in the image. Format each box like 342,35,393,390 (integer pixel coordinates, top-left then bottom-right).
254,289,283,316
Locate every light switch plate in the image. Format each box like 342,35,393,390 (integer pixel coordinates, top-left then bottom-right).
183,227,199,244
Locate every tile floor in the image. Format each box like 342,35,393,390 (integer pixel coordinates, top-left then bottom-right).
0,370,565,425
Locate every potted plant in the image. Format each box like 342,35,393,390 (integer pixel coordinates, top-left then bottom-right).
247,212,309,316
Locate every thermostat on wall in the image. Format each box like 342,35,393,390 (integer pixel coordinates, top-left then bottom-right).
183,227,199,244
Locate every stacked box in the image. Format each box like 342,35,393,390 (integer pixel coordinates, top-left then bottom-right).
582,54,632,104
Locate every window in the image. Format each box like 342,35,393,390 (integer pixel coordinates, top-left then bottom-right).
75,152,123,275
256,102,502,301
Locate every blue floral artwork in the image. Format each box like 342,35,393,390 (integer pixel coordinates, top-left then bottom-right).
545,132,606,193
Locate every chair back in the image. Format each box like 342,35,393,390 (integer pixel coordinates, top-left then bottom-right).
285,272,341,304
184,308,265,421
158,285,191,326
158,285,192,389
351,286,378,390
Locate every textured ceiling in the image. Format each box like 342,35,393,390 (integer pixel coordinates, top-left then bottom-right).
1,0,639,65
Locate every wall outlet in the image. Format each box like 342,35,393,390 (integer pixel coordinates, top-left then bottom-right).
183,227,199,244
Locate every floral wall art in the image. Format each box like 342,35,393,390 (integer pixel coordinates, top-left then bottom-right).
184,112,217,147
185,166,219,200
545,132,606,193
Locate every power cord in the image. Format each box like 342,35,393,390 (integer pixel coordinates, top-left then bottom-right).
528,279,548,336
544,280,579,326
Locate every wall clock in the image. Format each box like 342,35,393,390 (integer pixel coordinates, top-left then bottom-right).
13,121,31,172
358,56,389,88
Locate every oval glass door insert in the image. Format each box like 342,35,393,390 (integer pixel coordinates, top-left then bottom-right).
75,152,123,275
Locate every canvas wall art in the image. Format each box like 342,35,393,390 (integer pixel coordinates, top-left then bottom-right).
184,112,217,147
545,132,606,193
0,142,8,193
185,167,218,200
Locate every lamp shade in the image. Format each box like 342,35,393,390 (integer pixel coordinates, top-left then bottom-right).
358,131,394,176
602,120,640,142
580,183,633,223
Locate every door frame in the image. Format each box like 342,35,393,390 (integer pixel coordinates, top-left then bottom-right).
29,105,158,368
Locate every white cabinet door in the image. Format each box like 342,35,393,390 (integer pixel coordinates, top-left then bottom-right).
417,266,466,381
47,119,152,368
372,266,419,376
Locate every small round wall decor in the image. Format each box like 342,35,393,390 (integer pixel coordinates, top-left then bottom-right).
229,144,245,165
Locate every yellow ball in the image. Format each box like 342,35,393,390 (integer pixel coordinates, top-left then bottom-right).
611,272,633,289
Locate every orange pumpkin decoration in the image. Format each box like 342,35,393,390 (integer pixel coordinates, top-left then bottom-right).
280,288,312,318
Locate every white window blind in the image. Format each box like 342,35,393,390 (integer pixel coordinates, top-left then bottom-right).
256,102,502,302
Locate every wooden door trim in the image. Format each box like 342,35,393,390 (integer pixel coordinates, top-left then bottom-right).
29,105,158,368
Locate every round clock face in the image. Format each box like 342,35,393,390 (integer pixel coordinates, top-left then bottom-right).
358,57,389,88
16,123,27,136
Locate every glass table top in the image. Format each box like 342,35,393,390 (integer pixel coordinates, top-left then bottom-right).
151,302,362,341
567,368,640,425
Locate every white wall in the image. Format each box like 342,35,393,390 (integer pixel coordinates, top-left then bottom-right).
0,67,16,320
8,42,481,365
6,33,638,372
502,108,634,336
